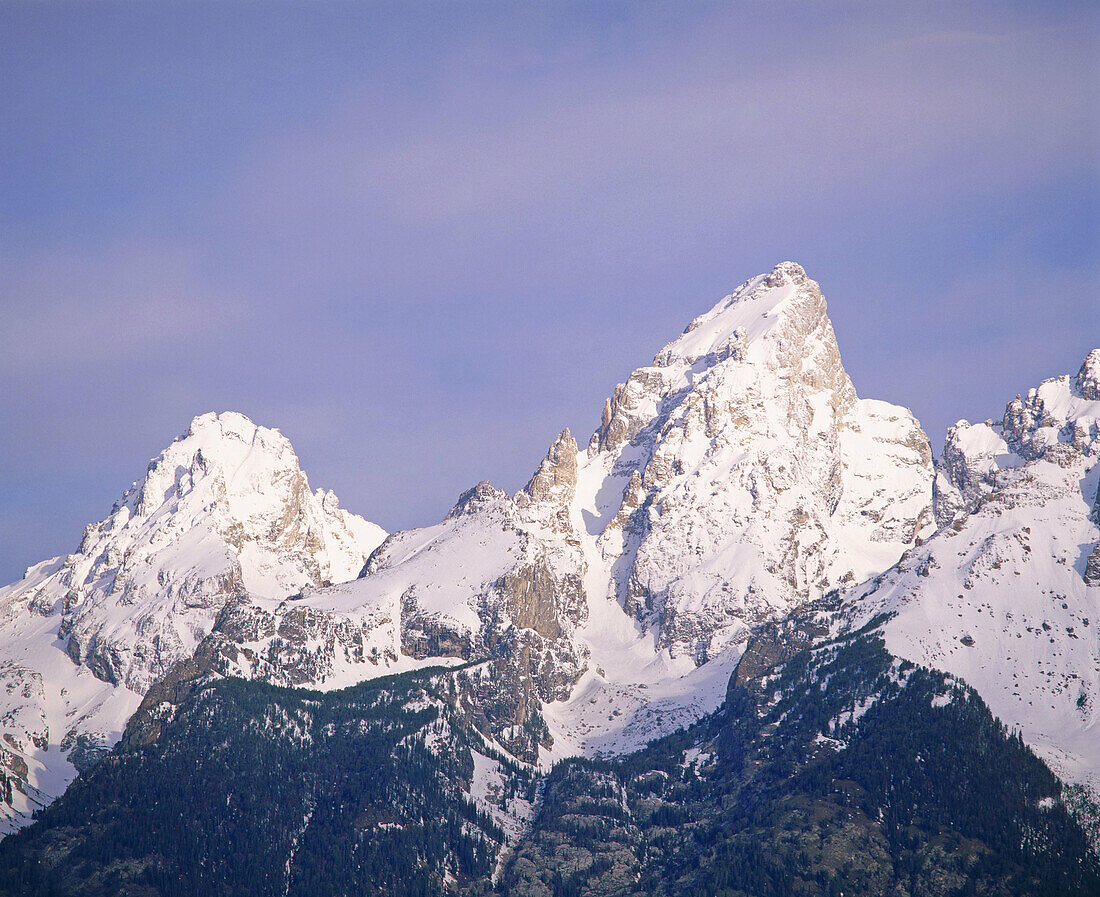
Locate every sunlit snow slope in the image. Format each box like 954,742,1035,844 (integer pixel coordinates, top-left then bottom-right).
845,350,1100,789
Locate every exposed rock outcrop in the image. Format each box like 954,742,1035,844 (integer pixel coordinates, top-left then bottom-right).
579,263,934,662
1085,545,1100,587
934,350,1100,528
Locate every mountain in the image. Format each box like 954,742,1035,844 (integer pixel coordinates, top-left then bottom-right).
1,263,1094,895
842,350,1100,790
583,261,932,658
0,412,385,833
1,604,1095,896
0,263,940,825
0,664,538,897
174,263,933,765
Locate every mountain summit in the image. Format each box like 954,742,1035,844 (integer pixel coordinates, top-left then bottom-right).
577,262,933,662
847,350,1100,790
176,264,935,762
0,412,384,832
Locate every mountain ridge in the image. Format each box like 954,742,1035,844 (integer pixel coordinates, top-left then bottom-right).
843,348,1100,790
169,263,935,765
0,263,1094,868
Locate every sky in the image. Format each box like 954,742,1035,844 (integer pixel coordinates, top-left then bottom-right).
1,1,1097,585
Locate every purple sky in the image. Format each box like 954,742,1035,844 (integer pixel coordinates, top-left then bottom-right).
2,2,1097,584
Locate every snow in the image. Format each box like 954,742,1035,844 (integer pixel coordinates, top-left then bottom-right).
847,359,1100,791
467,749,535,851
541,651,737,762
658,272,788,367
307,512,519,641
0,603,143,834
682,746,714,770
813,732,847,752
315,653,468,694
1,268,1087,847
0,412,386,832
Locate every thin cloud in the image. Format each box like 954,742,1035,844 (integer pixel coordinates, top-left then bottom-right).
1,241,253,370
212,13,1093,252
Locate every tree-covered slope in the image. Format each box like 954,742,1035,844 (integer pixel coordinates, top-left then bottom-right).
500,616,1100,896
0,614,1095,897
0,664,536,897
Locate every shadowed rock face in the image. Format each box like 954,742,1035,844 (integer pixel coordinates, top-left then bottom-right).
1084,545,1100,587
728,603,832,699
496,560,584,641
401,595,474,659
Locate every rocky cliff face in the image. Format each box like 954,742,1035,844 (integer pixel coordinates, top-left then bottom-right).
575,262,933,664
0,412,385,833
935,350,1100,527
846,350,1100,789
201,441,592,763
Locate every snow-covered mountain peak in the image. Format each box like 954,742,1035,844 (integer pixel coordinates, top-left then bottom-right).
186,408,267,441
848,353,1100,790
1003,354,1100,462
0,412,387,831
0,410,386,694
935,350,1100,527
75,410,384,604
186,266,932,763
445,480,512,520
129,410,293,516
652,261,836,372
0,266,939,831
593,263,857,458
565,264,933,666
